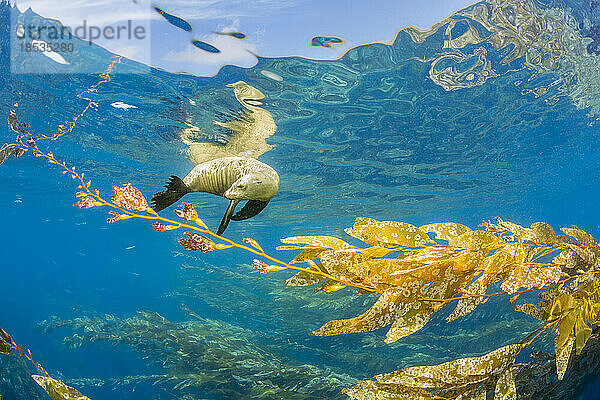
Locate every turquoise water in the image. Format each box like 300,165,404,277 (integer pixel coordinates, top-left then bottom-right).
2,0,600,399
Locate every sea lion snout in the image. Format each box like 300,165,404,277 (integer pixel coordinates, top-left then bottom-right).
224,172,279,201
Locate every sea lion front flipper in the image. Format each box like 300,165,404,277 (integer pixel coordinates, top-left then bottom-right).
217,199,240,235
231,200,269,221
151,176,190,212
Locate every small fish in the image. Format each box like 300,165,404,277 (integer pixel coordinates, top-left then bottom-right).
125,245,136,250
310,36,343,49
191,40,220,53
111,101,138,110
213,31,246,39
153,6,192,32
260,70,283,82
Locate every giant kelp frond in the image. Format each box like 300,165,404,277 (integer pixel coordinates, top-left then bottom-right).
38,311,354,399
344,344,522,400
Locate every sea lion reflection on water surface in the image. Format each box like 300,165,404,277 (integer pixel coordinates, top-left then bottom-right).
154,81,280,235
151,156,279,235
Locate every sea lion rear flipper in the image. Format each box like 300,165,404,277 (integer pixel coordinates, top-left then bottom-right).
151,175,190,212
217,199,240,236
231,200,269,221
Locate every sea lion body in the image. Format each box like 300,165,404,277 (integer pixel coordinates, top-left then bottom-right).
183,156,279,201
152,156,279,235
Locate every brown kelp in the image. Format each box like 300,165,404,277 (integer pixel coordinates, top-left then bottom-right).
38,310,355,399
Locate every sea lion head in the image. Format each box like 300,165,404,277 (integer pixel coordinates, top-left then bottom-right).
224,170,279,201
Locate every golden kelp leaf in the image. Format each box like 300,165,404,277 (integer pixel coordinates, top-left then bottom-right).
280,236,351,250
555,332,574,380
446,273,497,322
556,310,577,351
500,264,562,294
313,264,464,342
276,245,307,250
316,280,347,293
482,244,529,275
74,196,103,209
106,211,132,224
345,218,432,248
360,246,396,259
450,251,485,273
311,287,412,337
449,231,502,251
531,222,559,244
343,380,435,400
375,344,522,388
492,218,535,242
350,258,441,287
549,293,575,319
514,304,546,321
242,237,263,252
111,183,149,212
0,328,15,355
494,368,516,400
32,375,91,400
0,144,14,166
397,246,460,263
419,223,471,242
385,303,435,344
285,262,328,287
566,243,595,266
575,312,592,355
289,247,327,264
561,227,598,247
320,250,364,283
553,249,585,270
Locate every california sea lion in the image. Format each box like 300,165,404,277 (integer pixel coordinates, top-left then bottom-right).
151,156,279,235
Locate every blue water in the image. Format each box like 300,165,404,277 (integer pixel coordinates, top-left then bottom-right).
2,0,600,399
